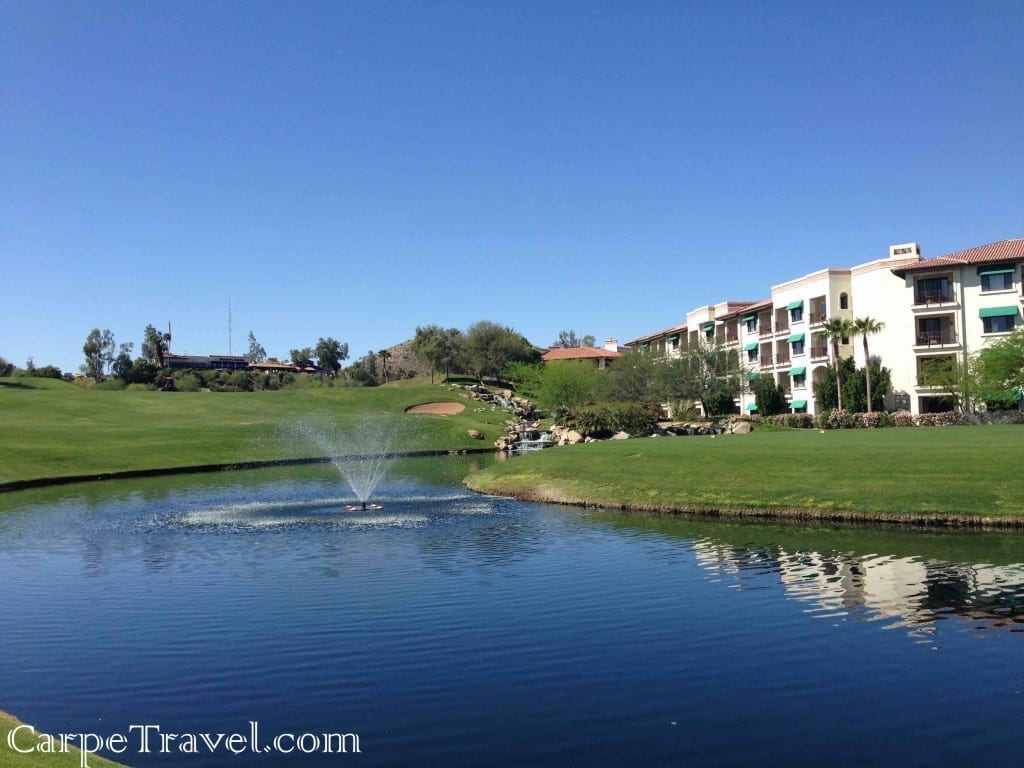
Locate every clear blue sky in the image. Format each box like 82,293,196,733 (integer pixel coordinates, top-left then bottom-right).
3,0,1021,373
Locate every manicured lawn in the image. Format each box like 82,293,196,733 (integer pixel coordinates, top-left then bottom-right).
467,425,1024,521
0,710,129,768
0,377,508,485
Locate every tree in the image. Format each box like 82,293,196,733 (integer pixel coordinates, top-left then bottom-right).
112,342,135,383
552,330,596,349
852,317,885,413
83,328,115,380
822,317,854,411
538,360,604,417
976,328,1024,407
917,355,979,413
0,356,14,377
750,374,788,416
658,339,742,418
602,348,663,407
462,321,537,383
377,349,391,383
314,337,349,378
247,331,267,364
142,324,170,368
412,325,463,383
290,347,315,368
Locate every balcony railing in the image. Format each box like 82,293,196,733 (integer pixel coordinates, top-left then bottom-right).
759,327,774,338
809,313,827,325
916,330,957,346
774,322,790,334
725,333,738,343
810,346,829,359
914,288,956,305
776,354,791,365
759,356,774,367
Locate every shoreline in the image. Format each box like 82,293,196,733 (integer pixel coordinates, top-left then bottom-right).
0,448,495,494
462,478,1024,529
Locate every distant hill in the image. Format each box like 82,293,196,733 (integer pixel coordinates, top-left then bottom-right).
382,340,428,379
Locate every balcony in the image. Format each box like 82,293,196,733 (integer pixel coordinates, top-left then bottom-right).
809,313,827,325
759,355,774,367
914,288,957,306
915,331,957,346
774,323,790,335
725,333,739,343
759,326,774,338
810,345,829,359
775,353,791,365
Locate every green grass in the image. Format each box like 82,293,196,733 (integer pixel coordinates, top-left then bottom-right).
467,425,1024,521
0,711,130,767
0,377,509,485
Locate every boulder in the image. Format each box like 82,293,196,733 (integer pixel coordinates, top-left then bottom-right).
611,431,630,440
468,429,485,440
731,422,752,435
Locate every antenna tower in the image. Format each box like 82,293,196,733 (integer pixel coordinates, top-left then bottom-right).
228,299,233,356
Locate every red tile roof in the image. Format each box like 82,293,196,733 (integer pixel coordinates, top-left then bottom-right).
625,323,687,346
892,238,1024,275
541,347,622,362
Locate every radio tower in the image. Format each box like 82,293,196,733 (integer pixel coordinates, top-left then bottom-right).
228,298,233,356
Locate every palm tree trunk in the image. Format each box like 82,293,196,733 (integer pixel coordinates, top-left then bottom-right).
862,336,873,413
832,339,843,411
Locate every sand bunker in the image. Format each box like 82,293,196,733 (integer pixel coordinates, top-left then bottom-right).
404,402,466,415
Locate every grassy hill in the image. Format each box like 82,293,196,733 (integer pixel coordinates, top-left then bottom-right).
0,377,509,486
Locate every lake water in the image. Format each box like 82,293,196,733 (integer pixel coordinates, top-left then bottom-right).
1,457,1023,767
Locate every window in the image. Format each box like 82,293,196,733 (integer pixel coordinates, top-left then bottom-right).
916,276,950,304
745,317,757,333
747,348,757,362
980,271,1014,292
983,314,1016,333
790,306,803,323
839,292,849,310
792,339,805,355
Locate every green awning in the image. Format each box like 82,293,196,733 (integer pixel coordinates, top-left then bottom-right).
979,306,1018,318
787,300,804,310
744,342,758,351
978,267,1015,276
638,343,650,350
741,314,757,322
787,333,805,343
746,403,758,411
746,372,759,381
701,322,715,332
790,400,807,410
789,366,806,376
667,333,679,342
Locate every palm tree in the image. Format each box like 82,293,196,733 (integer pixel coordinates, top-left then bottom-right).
377,349,391,383
852,317,885,413
822,317,854,411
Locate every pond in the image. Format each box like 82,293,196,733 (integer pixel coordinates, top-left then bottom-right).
1,456,1023,767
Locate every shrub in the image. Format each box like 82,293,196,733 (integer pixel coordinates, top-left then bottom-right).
176,374,201,392
892,410,915,427
93,379,125,391
126,383,153,392
607,402,657,435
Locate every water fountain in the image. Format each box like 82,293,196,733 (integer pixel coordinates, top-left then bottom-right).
292,416,409,509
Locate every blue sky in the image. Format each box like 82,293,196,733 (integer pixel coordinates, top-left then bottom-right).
3,0,1022,373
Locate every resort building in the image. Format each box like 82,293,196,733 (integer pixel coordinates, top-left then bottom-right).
625,238,1022,416
541,338,625,368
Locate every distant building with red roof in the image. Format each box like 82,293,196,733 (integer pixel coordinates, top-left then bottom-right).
541,339,625,369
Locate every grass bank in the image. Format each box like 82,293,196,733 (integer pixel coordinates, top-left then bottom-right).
466,425,1024,525
0,377,507,487
0,711,129,768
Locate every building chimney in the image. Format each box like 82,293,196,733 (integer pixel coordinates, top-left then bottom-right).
604,338,619,352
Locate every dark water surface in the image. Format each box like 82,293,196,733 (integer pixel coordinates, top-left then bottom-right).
1,458,1023,767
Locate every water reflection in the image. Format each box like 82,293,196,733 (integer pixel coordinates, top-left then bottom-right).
588,511,1024,639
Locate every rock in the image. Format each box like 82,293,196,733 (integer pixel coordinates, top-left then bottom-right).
562,430,583,445
731,422,752,434
468,429,484,440
611,431,630,440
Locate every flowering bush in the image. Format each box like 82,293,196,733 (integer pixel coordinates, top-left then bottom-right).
892,410,915,427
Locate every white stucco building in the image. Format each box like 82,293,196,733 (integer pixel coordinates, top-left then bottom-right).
625,238,1023,416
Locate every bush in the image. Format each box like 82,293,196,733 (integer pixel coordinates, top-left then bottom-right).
176,374,201,392
607,402,657,435
126,383,154,392
93,379,125,391
892,410,915,427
